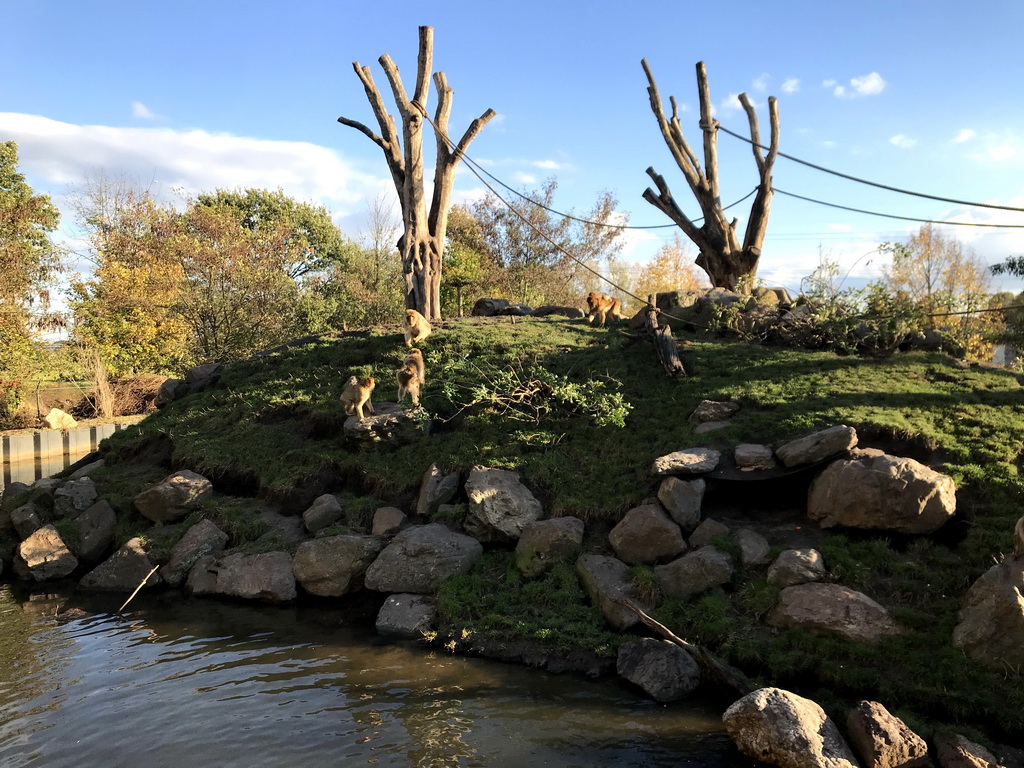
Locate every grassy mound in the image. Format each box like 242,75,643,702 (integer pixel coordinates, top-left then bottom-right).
92,315,1024,743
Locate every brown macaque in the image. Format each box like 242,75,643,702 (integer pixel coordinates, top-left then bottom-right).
403,348,425,384
1015,515,1024,559
404,309,432,347
340,375,375,421
396,363,422,407
586,292,624,327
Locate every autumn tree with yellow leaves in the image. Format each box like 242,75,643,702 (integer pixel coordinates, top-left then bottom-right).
881,224,1001,358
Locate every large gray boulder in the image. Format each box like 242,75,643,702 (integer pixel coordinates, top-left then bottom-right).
343,403,430,453
776,425,858,468
952,555,1024,670
302,494,346,534
292,534,385,597
372,506,407,536
416,464,460,518
933,731,1001,768
575,553,653,632
736,528,771,566
688,518,731,548
79,537,163,592
514,516,585,578
464,466,543,542
10,503,41,540
159,518,229,587
846,700,930,768
531,304,584,319
14,525,78,581
364,524,482,594
185,362,224,391
608,504,686,565
769,583,902,644
155,377,188,407
657,476,705,531
689,400,740,425
735,443,776,470
1,481,30,514
54,478,98,518
723,687,859,768
376,594,437,640
767,548,827,588
134,470,213,523
807,449,956,535
471,297,511,316
74,500,118,564
616,638,701,702
656,546,734,600
195,551,297,604
651,448,720,477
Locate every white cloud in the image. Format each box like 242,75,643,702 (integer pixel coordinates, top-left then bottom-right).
890,134,917,149
781,78,800,94
0,112,393,232
532,159,561,170
131,101,160,120
829,223,853,232
954,129,976,143
718,93,748,113
850,72,886,96
752,73,769,92
988,145,1017,162
830,72,887,98
512,171,536,184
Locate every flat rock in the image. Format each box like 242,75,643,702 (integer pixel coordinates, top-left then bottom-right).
651,448,720,477
776,425,857,468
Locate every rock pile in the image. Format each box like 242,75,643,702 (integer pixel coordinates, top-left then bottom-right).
2,421,1017,766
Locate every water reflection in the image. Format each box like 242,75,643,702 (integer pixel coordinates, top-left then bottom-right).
1,450,91,491
0,587,755,767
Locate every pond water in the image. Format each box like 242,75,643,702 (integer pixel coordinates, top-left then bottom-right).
1,450,91,491
0,586,756,768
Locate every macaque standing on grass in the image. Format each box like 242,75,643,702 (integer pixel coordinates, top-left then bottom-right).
340,375,375,421
1014,515,1024,559
404,309,432,347
396,363,422,407
586,292,624,327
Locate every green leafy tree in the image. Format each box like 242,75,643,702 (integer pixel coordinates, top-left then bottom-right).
441,204,487,317
195,188,353,278
0,141,64,373
70,191,192,375
72,187,349,371
469,179,626,307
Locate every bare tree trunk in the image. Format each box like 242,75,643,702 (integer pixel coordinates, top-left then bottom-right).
338,27,495,321
641,60,779,294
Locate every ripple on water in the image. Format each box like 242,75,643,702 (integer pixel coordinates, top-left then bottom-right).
0,587,756,767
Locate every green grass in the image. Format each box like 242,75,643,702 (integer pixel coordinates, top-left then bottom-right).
90,315,1024,742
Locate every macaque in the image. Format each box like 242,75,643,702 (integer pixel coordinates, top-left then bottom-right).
404,309,432,347
396,348,426,406
340,375,375,421
403,348,425,384
586,292,624,327
396,363,422,407
1015,515,1024,559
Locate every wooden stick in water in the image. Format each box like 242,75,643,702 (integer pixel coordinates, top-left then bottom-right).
118,566,160,613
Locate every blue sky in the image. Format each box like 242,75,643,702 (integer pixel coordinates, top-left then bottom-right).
4,0,1024,296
